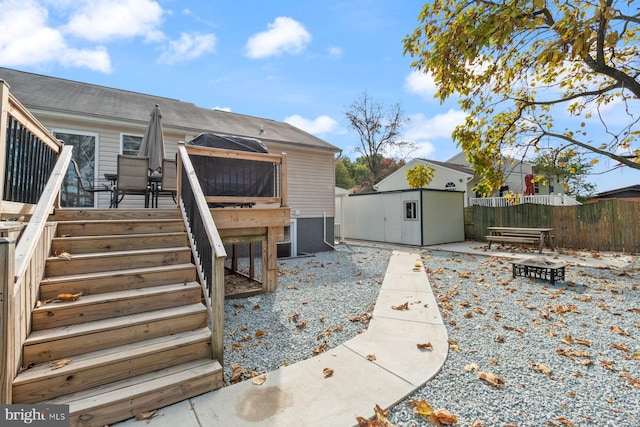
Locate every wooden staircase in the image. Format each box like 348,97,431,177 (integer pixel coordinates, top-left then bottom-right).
12,208,223,427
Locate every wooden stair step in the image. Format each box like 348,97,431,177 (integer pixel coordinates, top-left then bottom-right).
53,208,182,221
45,247,192,276
51,232,189,254
13,328,212,403
44,358,222,427
56,219,186,237
39,264,197,299
23,304,208,365
32,282,202,330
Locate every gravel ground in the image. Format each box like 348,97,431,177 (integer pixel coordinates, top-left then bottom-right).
223,245,640,427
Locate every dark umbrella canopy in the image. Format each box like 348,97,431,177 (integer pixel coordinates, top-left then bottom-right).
138,104,165,172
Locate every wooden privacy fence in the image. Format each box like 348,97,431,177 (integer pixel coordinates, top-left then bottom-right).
465,200,640,253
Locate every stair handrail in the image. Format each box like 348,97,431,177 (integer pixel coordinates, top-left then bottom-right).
176,142,227,364
1,145,73,404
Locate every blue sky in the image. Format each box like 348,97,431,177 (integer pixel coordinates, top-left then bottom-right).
0,0,637,192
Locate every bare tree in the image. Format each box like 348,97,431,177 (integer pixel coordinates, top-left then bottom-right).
344,91,412,182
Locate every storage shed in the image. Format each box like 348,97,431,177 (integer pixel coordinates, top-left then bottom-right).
342,188,465,246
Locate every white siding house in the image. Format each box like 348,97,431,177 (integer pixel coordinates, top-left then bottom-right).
0,67,340,254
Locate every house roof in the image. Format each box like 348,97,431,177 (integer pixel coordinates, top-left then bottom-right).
0,67,339,153
418,158,474,176
593,184,640,198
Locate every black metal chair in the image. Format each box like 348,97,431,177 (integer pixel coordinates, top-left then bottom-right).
70,159,113,206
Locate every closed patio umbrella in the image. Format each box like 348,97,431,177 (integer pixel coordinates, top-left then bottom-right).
138,104,165,172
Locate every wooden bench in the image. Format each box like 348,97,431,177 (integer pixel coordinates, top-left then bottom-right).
485,227,554,254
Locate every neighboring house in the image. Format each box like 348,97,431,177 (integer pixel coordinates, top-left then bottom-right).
342,188,465,246
585,184,640,203
374,158,474,206
0,67,339,254
447,151,571,199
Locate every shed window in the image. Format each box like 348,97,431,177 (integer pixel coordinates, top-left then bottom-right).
404,201,418,220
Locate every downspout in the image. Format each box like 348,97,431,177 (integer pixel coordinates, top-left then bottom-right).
323,211,336,250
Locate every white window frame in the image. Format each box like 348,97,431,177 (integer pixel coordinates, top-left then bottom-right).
404,200,418,221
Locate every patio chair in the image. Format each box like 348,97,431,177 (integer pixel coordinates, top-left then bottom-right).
115,154,151,208
151,157,177,207
69,159,112,206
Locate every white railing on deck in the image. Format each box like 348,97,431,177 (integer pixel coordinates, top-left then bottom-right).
470,194,581,207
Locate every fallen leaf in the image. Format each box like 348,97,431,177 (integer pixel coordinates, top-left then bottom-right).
295,321,307,329
255,329,266,338
619,373,640,389
231,342,243,350
432,408,458,425
464,363,479,372
253,304,260,310
471,421,487,427
478,371,505,388
50,359,71,370
56,292,82,302
611,343,629,352
135,410,156,420
417,342,433,351
408,399,433,417
231,363,244,383
600,359,615,370
56,251,72,260
611,325,629,336
557,416,578,427
252,374,267,385
531,361,553,377
323,367,334,378
366,354,377,361
356,404,396,427
448,340,461,353
392,302,409,311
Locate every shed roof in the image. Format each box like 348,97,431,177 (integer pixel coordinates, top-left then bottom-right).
0,67,339,152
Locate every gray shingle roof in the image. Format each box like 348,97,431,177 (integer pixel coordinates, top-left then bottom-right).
0,67,339,152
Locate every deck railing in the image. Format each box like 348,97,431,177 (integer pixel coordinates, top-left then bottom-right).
176,142,227,364
1,80,71,404
470,194,580,207
0,80,64,215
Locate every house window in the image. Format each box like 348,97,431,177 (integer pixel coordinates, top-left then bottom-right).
445,181,456,190
534,181,540,194
122,134,143,155
404,201,418,220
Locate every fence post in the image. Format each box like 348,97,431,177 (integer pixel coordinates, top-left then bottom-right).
0,80,10,213
1,237,15,403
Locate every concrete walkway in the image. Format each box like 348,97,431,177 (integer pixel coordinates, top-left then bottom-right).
115,250,447,427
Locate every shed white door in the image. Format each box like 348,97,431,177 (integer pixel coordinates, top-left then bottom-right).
383,193,403,243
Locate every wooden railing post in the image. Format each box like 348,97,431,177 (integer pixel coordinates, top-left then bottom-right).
280,153,288,207
0,80,10,213
1,237,16,404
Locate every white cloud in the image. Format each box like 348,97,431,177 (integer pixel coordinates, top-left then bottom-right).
284,114,338,134
246,17,311,59
404,109,467,141
64,0,164,42
62,46,112,72
0,0,112,72
327,46,343,59
404,70,437,100
158,32,216,64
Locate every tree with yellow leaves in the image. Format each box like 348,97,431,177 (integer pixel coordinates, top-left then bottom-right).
404,0,640,195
